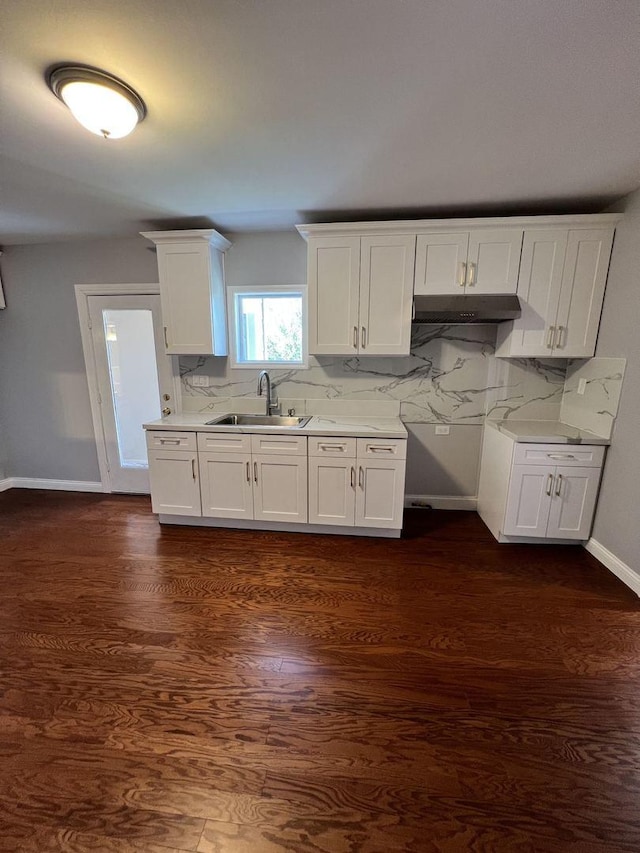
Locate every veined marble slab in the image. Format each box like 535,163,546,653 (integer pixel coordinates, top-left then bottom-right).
485,357,567,422
561,357,626,439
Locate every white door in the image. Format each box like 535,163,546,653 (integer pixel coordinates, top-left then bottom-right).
553,229,614,358
199,452,254,519
414,233,469,295
358,235,416,355
308,237,361,355
253,454,308,523
88,295,175,493
467,229,523,294
546,466,601,540
308,457,356,526
355,459,405,529
497,230,568,357
147,450,201,516
503,464,553,538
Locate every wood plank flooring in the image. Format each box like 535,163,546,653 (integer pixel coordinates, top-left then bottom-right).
1,489,639,852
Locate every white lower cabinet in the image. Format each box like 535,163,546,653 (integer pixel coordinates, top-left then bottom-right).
308,437,406,530
147,448,201,516
148,430,406,535
478,430,605,543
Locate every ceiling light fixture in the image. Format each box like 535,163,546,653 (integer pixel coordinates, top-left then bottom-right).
47,64,146,140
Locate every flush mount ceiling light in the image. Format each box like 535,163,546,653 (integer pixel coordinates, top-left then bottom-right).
47,64,146,139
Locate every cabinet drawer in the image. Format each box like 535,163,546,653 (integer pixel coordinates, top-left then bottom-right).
308,437,357,458
197,432,251,453
513,443,605,468
251,434,307,456
146,431,197,451
357,437,407,460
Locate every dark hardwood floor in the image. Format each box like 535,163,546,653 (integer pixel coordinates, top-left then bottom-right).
0,489,639,852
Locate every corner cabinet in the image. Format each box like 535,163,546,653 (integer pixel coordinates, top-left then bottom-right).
304,234,416,356
141,229,231,356
496,227,615,358
478,426,605,543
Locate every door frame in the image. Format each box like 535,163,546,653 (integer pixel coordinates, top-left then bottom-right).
75,283,182,493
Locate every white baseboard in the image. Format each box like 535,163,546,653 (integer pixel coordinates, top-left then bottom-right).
585,538,640,598
1,477,103,493
405,494,477,511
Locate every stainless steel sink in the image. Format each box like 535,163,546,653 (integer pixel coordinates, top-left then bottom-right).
205,414,311,428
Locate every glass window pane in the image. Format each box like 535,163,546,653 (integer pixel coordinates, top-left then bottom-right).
235,292,303,364
103,309,160,468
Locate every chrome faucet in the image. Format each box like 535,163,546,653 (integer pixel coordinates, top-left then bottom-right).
257,370,278,415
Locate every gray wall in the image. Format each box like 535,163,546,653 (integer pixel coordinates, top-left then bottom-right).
591,189,640,572
0,237,157,481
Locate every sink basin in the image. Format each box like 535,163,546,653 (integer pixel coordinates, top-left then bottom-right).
206,414,311,428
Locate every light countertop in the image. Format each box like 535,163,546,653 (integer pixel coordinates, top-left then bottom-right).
144,413,408,439
487,419,610,445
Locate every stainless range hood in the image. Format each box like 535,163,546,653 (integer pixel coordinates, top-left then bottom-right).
412,294,521,324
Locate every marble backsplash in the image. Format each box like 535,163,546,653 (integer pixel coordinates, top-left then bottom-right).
180,325,570,425
561,357,626,439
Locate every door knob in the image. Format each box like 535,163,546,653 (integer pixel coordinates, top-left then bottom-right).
162,393,171,401
162,407,171,416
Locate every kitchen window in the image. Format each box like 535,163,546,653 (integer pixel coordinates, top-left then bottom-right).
227,285,307,368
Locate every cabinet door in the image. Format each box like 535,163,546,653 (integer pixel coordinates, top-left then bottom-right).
358,235,416,356
546,466,601,540
553,229,615,358
503,464,553,538
308,237,360,355
199,452,254,519
467,229,523,294
253,455,308,523
355,459,405,529
496,230,568,357
156,242,215,355
414,233,468,295
308,457,356,526
147,450,201,516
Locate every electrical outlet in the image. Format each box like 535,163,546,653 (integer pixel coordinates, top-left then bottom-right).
577,378,587,396
435,425,450,435
192,375,210,387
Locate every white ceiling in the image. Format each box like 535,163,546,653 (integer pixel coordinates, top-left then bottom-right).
1,0,639,244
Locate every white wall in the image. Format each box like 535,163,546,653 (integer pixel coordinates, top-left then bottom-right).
591,189,640,572
0,237,157,481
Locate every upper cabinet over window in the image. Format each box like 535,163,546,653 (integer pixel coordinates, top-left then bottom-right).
141,229,231,356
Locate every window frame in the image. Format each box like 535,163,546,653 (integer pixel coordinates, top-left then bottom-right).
227,284,308,370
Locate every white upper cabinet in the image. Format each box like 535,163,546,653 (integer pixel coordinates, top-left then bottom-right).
496,226,615,358
305,234,415,356
414,229,522,295
141,229,231,356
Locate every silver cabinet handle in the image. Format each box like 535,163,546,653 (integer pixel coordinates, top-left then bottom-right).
546,473,553,496
369,445,394,453
319,444,345,451
191,458,196,480
458,262,466,287
246,461,250,483
555,325,565,348
361,326,366,349
163,326,169,349
548,453,576,460
353,326,358,349
412,300,416,320
253,461,258,483
466,261,476,287
546,326,555,349
350,466,355,488
555,473,563,497
159,438,180,445
358,466,364,489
